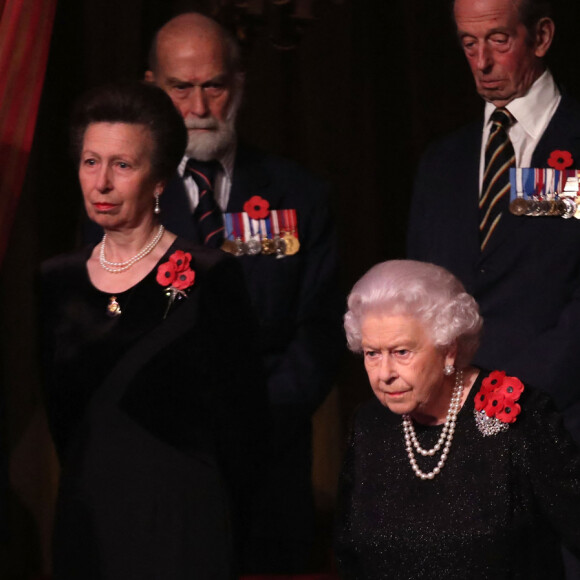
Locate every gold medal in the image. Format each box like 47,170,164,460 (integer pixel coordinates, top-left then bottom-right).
261,238,275,255
221,239,239,255
107,296,122,317
283,232,300,255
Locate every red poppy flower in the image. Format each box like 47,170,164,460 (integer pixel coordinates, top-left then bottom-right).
244,195,270,220
169,250,192,272
497,376,524,402
172,268,196,290
481,370,506,394
484,392,505,418
156,261,177,286
496,402,521,423
547,150,574,170
474,390,489,412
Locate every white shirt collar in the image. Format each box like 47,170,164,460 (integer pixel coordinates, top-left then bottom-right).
483,69,560,140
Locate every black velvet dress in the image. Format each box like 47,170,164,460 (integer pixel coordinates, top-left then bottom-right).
40,237,268,580
335,371,580,579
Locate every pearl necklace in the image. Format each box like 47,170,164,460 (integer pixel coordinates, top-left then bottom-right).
99,225,165,273
402,370,463,480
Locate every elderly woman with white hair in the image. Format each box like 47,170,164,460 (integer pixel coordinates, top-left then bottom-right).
335,260,580,579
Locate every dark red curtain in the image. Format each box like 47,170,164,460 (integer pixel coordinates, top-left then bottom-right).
0,0,58,266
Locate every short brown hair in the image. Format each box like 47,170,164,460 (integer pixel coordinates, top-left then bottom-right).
70,81,187,181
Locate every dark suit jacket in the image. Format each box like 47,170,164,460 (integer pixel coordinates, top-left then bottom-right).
408,94,580,442
161,145,343,420
159,145,344,570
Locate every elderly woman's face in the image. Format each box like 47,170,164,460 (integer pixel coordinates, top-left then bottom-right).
361,313,456,422
79,122,163,230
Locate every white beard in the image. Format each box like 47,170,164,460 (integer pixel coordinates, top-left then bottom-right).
184,95,240,161
184,118,235,161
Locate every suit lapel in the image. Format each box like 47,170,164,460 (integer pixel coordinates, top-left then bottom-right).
227,145,283,212
159,173,202,243
532,95,580,166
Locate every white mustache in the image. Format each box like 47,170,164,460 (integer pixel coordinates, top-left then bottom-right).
185,118,219,130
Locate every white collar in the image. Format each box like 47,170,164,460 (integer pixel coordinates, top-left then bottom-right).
483,69,560,139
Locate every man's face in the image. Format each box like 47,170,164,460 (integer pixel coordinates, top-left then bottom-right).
454,0,547,107
146,33,238,161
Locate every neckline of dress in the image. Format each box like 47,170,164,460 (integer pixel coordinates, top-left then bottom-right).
83,238,179,296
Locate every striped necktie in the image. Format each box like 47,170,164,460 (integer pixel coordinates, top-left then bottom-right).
185,159,225,249
479,108,516,250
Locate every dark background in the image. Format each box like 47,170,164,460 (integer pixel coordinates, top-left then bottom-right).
1,0,580,576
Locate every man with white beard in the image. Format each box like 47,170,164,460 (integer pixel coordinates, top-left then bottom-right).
145,12,343,575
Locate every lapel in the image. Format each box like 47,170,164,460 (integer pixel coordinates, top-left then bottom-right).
449,121,484,282
227,145,284,212
531,94,580,166
159,173,202,242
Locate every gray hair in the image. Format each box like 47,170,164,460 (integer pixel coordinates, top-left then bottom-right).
344,260,482,368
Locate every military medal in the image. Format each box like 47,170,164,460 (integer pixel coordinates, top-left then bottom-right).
261,238,275,254
260,218,275,255
231,217,244,255
242,212,261,255
563,197,577,219
509,168,528,215
280,209,300,256
221,239,239,254
510,166,580,219
107,296,122,317
283,232,300,255
274,236,287,257
509,198,528,216
271,210,286,258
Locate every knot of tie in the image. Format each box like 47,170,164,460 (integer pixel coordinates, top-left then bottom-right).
185,159,221,189
490,108,515,130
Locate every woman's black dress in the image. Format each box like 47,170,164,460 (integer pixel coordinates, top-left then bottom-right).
335,371,580,579
40,238,267,580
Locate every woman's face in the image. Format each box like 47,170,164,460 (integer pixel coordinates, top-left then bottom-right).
361,313,456,423
79,122,163,231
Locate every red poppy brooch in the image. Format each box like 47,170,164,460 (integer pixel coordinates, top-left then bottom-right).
156,250,196,318
474,370,524,436
243,195,270,220
547,149,574,171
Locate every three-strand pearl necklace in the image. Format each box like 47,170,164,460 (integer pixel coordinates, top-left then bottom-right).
402,370,464,480
99,225,165,273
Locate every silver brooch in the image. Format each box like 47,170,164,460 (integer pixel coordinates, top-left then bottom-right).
474,409,509,437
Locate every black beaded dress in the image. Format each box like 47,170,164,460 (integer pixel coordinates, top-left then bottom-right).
335,371,580,579
40,238,267,580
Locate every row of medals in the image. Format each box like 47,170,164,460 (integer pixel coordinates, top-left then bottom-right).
509,195,580,219
221,231,300,257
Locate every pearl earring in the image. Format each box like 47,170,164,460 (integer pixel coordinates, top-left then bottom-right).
154,192,161,215
443,364,455,376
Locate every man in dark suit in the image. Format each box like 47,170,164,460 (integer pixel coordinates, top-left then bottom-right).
145,12,343,573
408,0,580,442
